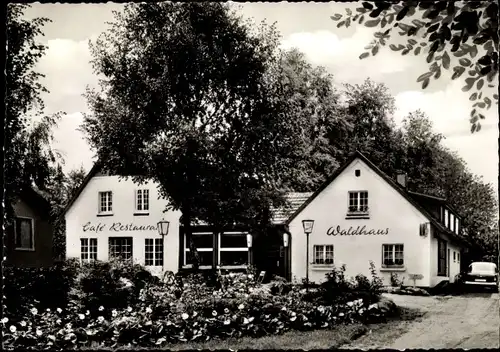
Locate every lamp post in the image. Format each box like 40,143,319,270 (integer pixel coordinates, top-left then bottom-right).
302,219,314,292
283,232,289,281
246,233,253,266
157,220,170,273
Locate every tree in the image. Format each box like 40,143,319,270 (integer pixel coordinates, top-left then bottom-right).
82,3,311,269
331,1,498,133
5,4,62,224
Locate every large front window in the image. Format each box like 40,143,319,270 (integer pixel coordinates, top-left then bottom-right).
348,191,369,215
184,231,249,268
109,237,133,260
382,244,404,268
437,239,447,276
14,217,34,250
145,238,163,266
313,245,334,265
81,238,97,263
219,232,249,267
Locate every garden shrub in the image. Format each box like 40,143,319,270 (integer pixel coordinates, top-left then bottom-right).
3,259,80,318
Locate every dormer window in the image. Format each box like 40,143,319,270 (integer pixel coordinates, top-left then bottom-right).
455,218,460,234
444,208,449,227
347,191,369,218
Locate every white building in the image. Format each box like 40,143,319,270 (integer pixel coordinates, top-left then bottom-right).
64,151,469,287
284,151,468,288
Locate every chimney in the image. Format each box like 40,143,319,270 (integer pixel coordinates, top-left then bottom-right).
396,172,407,188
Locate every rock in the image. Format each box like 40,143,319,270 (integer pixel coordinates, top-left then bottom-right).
377,297,397,314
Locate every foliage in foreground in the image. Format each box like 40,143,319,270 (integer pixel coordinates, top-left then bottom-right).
331,1,498,133
2,260,389,349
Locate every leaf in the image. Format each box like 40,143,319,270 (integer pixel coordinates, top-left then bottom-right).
427,23,440,33
359,15,365,24
471,109,476,117
402,49,410,55
442,51,450,69
476,123,482,132
494,94,499,100
362,2,373,10
337,21,345,28
426,51,434,63
365,19,381,27
414,47,421,55
434,66,441,79
422,78,430,89
417,72,433,82
469,93,478,101
462,77,475,92
470,45,478,58
480,66,492,75
330,14,343,21
476,79,484,90
359,52,370,60
479,114,486,120
408,39,417,45
459,58,472,66
371,45,379,56
346,8,352,16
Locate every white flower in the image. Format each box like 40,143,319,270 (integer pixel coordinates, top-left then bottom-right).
290,316,296,322
181,313,189,320
56,319,62,325
291,311,296,316
97,316,105,323
347,301,354,307
339,312,344,317
36,329,43,336
46,308,51,312
19,321,27,327
56,308,62,314
281,306,287,311
192,311,198,317
98,306,104,311
1,317,8,324
30,308,38,315
243,317,249,325
359,308,365,314
112,310,118,317
85,310,90,315
248,274,254,279
317,306,325,313
224,319,230,325
78,314,85,320
212,310,217,317
368,303,377,310
145,307,152,314
248,317,254,323
127,306,133,313
238,304,244,310
224,308,229,314
10,325,16,333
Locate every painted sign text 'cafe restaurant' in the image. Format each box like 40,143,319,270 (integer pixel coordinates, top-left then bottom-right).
64,151,470,287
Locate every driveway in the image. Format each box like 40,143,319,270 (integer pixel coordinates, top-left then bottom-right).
346,291,499,349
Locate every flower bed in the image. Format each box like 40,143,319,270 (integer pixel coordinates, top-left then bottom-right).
3,261,390,349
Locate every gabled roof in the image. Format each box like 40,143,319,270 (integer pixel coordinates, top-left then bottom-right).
61,161,103,218
272,192,314,224
284,150,469,247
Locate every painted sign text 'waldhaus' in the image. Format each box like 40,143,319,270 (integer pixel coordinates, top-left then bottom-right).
327,225,389,236
83,222,158,233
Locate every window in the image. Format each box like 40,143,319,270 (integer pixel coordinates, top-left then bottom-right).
184,232,250,268
109,237,133,260
450,214,455,232
98,191,113,214
437,239,447,276
455,218,459,234
355,169,361,177
14,217,34,250
382,244,404,268
135,189,150,213
81,238,97,262
348,191,369,213
444,209,449,227
219,232,249,267
184,232,214,267
313,245,334,265
453,251,456,262
145,238,163,266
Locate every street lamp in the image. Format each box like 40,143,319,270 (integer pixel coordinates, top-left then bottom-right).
157,220,170,272
247,233,253,267
302,219,314,292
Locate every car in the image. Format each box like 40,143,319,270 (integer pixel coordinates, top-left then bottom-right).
461,262,498,292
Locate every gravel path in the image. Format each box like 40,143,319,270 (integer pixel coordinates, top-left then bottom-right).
379,292,499,349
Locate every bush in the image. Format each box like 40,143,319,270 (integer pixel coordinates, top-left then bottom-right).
3,259,80,318
68,259,158,316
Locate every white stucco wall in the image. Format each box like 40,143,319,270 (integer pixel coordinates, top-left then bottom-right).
289,158,433,287
65,176,181,276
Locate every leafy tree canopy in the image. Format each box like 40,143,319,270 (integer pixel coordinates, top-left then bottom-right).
331,1,498,133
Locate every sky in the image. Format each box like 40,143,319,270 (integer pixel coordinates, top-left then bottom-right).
23,2,498,193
